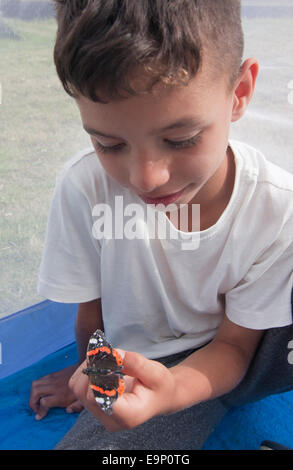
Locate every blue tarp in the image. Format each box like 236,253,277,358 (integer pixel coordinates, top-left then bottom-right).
0,343,79,450
0,300,77,380
0,301,293,450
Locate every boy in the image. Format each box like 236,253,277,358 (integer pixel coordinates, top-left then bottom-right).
30,0,293,449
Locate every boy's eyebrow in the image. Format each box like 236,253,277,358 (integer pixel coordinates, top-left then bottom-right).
155,117,205,134
83,126,120,139
83,117,204,139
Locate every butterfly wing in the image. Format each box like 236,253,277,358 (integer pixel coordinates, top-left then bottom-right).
89,372,125,415
83,329,125,415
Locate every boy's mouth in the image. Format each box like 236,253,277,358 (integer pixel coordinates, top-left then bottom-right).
139,188,186,205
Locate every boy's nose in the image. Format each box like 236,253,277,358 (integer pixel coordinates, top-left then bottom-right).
129,159,170,193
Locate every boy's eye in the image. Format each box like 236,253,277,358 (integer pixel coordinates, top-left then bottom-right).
164,134,202,150
94,141,125,154
94,133,202,154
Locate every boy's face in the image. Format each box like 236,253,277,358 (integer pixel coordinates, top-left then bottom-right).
76,63,238,213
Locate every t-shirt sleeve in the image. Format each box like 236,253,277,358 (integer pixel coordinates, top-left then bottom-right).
37,169,101,303
225,223,293,330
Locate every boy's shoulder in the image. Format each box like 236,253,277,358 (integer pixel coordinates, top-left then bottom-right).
61,146,100,181
56,146,109,201
230,140,293,231
231,140,293,192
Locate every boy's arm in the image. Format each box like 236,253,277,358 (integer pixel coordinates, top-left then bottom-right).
75,298,104,363
29,298,103,419
69,314,264,431
169,315,263,412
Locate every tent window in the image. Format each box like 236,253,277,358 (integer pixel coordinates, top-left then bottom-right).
0,0,292,318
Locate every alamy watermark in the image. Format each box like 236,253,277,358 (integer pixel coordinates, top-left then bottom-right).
92,196,201,251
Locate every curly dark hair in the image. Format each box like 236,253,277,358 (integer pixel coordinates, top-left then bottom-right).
53,0,244,102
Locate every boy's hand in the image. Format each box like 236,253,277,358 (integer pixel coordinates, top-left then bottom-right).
69,351,176,432
29,363,84,420
67,316,263,432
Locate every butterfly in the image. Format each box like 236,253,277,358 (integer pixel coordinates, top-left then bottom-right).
82,329,125,415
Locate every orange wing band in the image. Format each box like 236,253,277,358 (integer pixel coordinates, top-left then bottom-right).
87,346,111,356
112,348,123,366
90,384,117,397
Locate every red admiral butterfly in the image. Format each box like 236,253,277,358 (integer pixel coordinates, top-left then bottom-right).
82,329,125,415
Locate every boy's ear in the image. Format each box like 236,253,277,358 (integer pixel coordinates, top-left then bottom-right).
231,58,259,122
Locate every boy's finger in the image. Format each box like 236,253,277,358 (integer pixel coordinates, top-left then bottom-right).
69,363,92,401
69,360,87,385
29,382,56,409
35,398,49,420
35,410,48,420
121,351,167,390
66,400,84,414
34,395,59,420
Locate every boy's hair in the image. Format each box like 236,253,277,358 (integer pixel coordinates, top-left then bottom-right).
53,0,244,102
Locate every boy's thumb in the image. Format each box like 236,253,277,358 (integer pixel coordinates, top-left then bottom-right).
119,349,165,389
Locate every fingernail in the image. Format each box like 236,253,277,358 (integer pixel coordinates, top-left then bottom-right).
35,414,41,420
66,408,73,414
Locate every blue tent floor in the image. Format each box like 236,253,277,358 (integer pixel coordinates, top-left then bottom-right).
1,342,292,451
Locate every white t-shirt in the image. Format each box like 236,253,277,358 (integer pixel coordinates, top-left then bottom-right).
37,140,293,358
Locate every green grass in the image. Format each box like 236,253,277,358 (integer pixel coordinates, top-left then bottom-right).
0,18,90,317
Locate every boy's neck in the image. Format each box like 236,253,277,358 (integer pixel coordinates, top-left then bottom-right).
196,145,236,231
167,145,236,232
